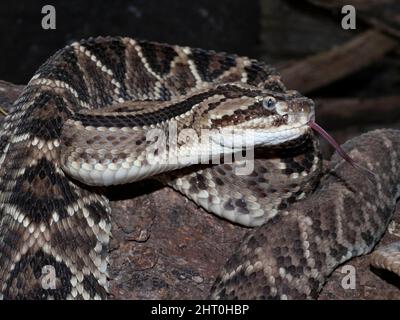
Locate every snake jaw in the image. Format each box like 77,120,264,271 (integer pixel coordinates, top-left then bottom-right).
210,124,311,150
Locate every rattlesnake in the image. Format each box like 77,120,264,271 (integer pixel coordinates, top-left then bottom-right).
0,37,398,299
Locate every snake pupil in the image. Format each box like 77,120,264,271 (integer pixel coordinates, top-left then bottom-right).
263,97,276,110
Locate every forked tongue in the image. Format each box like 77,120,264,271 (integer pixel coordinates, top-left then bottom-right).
308,121,376,182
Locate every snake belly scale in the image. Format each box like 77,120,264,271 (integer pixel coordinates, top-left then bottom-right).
0,36,399,299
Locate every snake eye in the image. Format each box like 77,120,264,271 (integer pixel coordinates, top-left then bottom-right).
262,97,276,111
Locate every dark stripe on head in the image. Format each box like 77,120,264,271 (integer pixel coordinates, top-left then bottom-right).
210,100,266,127
72,84,260,128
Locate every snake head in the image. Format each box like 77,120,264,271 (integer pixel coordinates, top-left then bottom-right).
205,85,315,148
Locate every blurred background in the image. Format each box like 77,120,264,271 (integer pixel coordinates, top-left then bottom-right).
1,0,399,154
0,0,400,300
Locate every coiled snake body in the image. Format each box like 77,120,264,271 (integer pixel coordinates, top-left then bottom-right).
0,37,399,299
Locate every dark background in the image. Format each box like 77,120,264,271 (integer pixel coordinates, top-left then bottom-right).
0,0,400,300
1,0,260,84
0,0,398,99
0,0,398,100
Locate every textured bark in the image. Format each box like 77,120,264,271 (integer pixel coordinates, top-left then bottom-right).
314,96,400,129
278,30,397,93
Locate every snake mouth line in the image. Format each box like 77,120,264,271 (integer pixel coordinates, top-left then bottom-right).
210,124,310,149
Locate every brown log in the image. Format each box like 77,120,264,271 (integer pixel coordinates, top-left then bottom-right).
278,30,397,94
315,96,400,129
306,0,400,38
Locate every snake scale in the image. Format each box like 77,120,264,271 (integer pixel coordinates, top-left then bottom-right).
0,36,399,300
